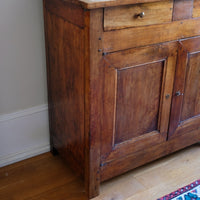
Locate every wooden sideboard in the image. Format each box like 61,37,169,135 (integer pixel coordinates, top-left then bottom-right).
43,0,200,198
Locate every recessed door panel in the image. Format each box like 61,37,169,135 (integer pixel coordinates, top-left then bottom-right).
115,62,163,144
181,53,200,121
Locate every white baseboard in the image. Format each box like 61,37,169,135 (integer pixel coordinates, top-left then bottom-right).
0,105,50,167
0,144,50,167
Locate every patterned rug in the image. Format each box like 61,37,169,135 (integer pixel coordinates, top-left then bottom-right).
157,180,200,200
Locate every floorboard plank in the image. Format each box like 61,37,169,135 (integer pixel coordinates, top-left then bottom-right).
0,145,200,200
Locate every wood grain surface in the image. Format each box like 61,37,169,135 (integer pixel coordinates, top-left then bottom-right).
104,1,173,31
173,0,193,21
115,62,163,143
103,18,200,53
193,0,200,18
63,0,168,9
1,145,200,200
168,36,200,139
84,9,104,198
101,129,200,181
44,3,85,176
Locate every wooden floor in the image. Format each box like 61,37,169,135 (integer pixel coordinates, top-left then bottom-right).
1,144,200,200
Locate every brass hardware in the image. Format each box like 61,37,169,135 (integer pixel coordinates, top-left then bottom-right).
165,94,170,99
175,91,183,96
138,12,145,18
134,12,145,19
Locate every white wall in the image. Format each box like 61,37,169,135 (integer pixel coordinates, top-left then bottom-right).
0,0,50,167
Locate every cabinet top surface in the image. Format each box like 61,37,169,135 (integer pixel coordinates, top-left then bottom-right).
65,0,165,9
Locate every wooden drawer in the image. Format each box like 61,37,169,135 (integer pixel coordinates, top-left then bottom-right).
193,0,200,18
104,0,173,31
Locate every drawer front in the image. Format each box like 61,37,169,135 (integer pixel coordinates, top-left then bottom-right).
104,0,173,31
193,0,200,18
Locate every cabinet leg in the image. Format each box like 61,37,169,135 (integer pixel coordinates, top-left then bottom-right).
85,166,100,199
87,181,100,199
50,146,58,156
49,129,58,156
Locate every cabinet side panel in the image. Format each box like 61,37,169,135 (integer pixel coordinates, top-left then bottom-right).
45,0,84,28
44,9,85,175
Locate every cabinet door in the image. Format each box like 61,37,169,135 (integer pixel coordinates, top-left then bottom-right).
168,37,200,139
101,42,177,164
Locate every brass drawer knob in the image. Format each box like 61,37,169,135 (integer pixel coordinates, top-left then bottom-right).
138,12,145,18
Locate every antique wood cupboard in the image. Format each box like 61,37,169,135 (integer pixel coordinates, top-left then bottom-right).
43,0,200,198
